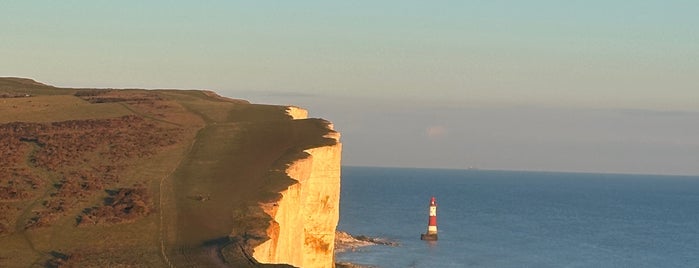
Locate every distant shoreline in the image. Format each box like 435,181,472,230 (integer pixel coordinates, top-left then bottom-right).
341,165,699,178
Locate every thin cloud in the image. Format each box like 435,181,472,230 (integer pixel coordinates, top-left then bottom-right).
426,125,448,139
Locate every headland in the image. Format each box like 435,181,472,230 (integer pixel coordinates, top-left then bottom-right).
0,77,341,267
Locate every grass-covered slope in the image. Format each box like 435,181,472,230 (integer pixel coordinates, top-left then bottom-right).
0,77,337,267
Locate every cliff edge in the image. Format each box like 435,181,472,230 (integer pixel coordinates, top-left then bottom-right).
253,108,342,268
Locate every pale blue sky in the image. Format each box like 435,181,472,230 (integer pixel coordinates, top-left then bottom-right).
2,1,698,174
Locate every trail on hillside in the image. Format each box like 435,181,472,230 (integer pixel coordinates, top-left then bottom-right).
158,137,197,268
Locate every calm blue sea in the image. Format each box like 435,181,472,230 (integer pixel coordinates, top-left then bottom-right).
336,166,699,268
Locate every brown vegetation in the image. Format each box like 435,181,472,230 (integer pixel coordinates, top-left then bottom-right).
0,204,16,234
74,90,163,105
45,251,82,268
0,92,32,98
78,185,152,226
0,168,42,201
0,115,182,230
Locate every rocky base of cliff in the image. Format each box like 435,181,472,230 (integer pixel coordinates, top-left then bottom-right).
334,230,398,253
335,262,378,268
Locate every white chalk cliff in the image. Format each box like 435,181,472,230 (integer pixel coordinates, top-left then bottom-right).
252,107,342,268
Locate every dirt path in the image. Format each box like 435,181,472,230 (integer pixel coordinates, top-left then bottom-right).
15,142,58,265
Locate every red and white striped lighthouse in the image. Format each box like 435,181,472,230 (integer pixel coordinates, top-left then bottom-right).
420,196,438,241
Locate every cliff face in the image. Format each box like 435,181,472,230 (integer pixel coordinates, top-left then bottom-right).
253,108,342,268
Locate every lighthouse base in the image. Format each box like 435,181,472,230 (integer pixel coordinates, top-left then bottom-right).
420,233,438,241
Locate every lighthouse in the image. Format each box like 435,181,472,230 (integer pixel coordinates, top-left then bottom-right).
420,196,438,241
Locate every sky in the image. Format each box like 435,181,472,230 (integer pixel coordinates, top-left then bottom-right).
2,1,698,175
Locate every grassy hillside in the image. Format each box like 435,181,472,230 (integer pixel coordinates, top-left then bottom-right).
0,78,337,267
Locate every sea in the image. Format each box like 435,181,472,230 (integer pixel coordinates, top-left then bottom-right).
336,166,699,268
